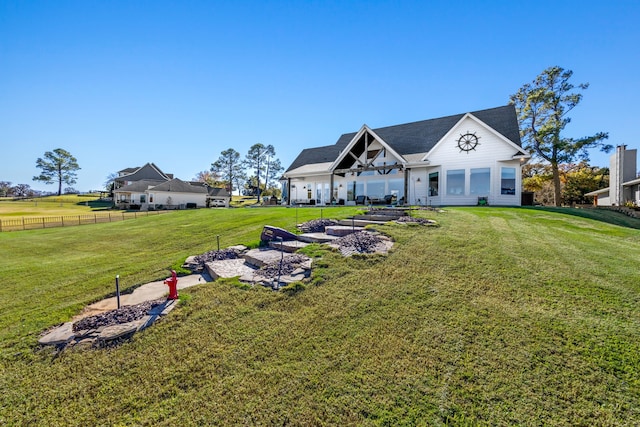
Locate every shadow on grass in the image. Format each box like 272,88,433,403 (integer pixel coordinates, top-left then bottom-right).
520,206,640,230
76,199,113,209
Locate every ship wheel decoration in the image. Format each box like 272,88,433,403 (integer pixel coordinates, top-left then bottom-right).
457,132,480,153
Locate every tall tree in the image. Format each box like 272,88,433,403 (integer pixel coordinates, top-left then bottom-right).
264,158,284,190
211,148,244,194
12,183,33,197
563,162,609,205
510,66,611,206
103,172,119,197
0,181,11,197
33,148,81,196
193,170,222,187
244,144,274,201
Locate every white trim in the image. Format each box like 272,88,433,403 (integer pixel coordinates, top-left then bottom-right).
421,113,530,162
328,124,407,172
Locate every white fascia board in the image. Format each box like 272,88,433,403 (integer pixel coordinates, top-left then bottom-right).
283,162,333,178
421,112,530,162
328,124,407,172
623,177,640,186
585,188,609,196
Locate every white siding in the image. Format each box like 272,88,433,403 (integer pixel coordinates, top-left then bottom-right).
423,117,523,206
153,191,206,208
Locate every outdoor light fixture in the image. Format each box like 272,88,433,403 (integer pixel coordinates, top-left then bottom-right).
416,177,421,182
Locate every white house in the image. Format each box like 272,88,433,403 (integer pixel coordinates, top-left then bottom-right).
113,163,226,210
114,178,207,210
586,145,639,206
282,105,530,206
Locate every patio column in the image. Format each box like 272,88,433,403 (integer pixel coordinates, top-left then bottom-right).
403,168,409,205
329,174,334,205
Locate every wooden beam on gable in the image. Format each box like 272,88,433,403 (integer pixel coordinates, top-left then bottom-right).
333,163,404,175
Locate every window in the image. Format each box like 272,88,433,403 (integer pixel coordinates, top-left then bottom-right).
140,194,146,203
470,168,490,195
347,181,356,201
501,167,516,195
429,172,439,196
368,180,385,199
446,169,465,195
388,178,404,199
149,194,154,203
355,181,364,199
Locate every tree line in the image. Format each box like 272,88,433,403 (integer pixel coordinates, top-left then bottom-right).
197,143,284,200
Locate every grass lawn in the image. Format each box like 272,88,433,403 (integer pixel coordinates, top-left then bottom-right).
0,206,638,425
0,195,108,217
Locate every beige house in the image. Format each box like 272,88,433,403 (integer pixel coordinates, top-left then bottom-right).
113,163,229,210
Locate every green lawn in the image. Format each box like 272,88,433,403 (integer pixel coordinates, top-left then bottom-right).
0,206,638,425
0,195,108,217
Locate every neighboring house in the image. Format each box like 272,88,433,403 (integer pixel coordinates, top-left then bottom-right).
189,182,232,207
586,145,639,206
282,105,530,206
113,163,225,210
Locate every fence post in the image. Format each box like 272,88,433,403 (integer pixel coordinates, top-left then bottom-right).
0,219,3,232
109,212,111,222
78,215,81,225
62,216,64,227
94,214,97,224
42,217,45,229
23,217,25,231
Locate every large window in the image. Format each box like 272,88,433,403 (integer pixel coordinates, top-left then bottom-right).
354,181,364,199
140,194,146,204
470,168,490,195
347,181,356,201
368,180,385,199
446,169,465,195
501,167,516,195
429,172,439,196
388,178,404,200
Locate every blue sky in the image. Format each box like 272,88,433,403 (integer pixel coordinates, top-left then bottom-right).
1,0,638,192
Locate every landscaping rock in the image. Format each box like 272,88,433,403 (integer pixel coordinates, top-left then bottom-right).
396,216,437,225
98,321,140,341
297,219,337,233
330,231,393,256
73,299,165,332
38,322,75,346
206,258,257,280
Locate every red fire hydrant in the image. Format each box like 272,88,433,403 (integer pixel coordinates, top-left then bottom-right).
164,269,179,300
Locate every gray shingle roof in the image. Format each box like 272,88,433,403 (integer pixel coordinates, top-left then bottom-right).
117,163,171,182
285,105,521,172
207,187,231,197
151,179,207,193
114,180,165,192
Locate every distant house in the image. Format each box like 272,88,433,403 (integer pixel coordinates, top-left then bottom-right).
113,163,227,210
586,145,639,206
189,182,232,207
282,105,530,206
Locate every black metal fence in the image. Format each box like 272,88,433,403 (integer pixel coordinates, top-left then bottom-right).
0,211,169,232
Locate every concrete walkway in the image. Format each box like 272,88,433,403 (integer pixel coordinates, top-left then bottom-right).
72,272,212,322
